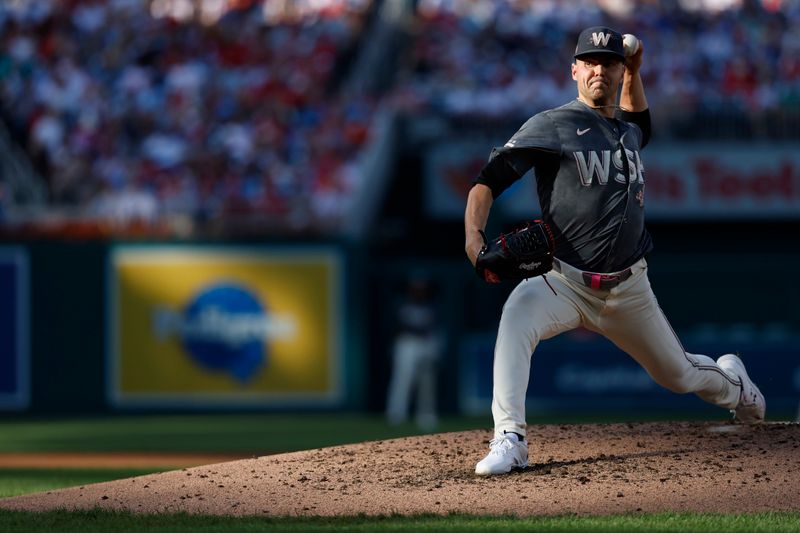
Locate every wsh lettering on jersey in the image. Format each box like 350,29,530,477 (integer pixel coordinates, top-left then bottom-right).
573,149,645,186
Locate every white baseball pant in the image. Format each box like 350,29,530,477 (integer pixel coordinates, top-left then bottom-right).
492,257,742,436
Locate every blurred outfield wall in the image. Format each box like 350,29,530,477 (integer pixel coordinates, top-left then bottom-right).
0,240,798,416
0,240,368,414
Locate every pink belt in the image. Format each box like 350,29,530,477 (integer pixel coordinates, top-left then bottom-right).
552,258,634,290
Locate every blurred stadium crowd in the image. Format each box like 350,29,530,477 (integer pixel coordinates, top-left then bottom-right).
393,0,800,130
0,0,797,237
0,0,375,236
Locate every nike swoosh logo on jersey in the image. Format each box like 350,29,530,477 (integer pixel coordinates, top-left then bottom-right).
577,128,591,136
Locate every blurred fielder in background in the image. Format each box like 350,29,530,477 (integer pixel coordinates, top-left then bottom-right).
385,275,442,431
464,26,766,476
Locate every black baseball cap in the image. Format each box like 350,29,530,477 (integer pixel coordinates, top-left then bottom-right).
574,26,625,61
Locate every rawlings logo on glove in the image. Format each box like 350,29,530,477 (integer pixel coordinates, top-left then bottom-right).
475,220,555,283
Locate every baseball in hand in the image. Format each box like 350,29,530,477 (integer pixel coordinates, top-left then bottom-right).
623,34,640,57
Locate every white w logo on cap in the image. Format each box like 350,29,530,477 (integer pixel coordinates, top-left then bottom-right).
591,32,611,47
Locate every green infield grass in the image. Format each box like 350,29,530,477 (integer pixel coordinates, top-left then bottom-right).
0,413,489,454
0,510,799,532
0,468,168,498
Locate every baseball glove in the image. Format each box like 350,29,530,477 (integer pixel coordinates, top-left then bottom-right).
475,220,555,283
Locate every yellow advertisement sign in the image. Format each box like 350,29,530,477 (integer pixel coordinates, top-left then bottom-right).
108,247,342,407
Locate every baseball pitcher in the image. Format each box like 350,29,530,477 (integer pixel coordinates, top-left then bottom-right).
464,26,766,476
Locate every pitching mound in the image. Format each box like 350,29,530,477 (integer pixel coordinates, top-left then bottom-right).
1,421,799,516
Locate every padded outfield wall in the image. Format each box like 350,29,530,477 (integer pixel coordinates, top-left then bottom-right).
0,241,369,414
0,239,798,416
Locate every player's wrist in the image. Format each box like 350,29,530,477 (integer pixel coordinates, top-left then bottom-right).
465,240,482,266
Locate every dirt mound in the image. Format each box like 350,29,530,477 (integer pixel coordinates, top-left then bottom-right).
2,421,799,516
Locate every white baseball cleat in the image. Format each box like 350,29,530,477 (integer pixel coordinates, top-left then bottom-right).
475,432,528,475
717,354,766,424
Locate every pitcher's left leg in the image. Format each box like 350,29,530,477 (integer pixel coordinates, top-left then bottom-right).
597,271,740,409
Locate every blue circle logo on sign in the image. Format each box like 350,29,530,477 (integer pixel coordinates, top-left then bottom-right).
181,283,269,383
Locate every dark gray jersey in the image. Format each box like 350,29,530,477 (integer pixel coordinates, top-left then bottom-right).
477,99,652,273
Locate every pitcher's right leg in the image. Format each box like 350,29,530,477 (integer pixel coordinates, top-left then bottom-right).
489,275,583,442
